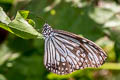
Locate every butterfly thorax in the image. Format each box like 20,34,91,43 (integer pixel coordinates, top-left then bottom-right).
42,23,54,38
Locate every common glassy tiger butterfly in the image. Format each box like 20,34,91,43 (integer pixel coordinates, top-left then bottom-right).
42,23,107,75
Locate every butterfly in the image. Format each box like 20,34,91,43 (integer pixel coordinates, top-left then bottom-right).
42,23,107,75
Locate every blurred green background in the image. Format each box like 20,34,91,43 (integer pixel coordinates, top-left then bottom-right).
1,0,120,80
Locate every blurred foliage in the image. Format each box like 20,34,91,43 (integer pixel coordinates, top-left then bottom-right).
1,0,120,80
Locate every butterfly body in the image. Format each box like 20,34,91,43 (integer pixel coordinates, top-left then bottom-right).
42,23,107,75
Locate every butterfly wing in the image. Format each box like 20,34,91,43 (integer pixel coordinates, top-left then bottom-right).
44,37,72,75
44,29,107,75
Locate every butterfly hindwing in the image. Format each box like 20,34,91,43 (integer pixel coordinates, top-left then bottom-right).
54,30,106,74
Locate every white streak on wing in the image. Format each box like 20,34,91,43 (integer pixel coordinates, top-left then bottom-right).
66,45,74,50
72,58,77,65
80,48,84,53
52,37,67,57
67,49,77,59
49,38,53,64
54,35,71,44
88,54,92,62
47,39,50,63
92,60,95,64
66,56,73,65
75,57,79,62
51,38,65,55
88,52,94,61
66,48,80,64
101,52,104,56
99,56,102,61
56,50,60,61
48,64,50,67
51,37,56,64
88,45,98,53
57,62,60,65
44,38,49,65
55,36,78,47
88,42,93,45
82,39,87,42
57,33,80,45
80,58,84,62
84,44,99,63
54,33,79,46
61,56,66,62
51,37,60,62
66,49,78,66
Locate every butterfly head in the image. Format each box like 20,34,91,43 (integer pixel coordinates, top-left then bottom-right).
42,23,53,38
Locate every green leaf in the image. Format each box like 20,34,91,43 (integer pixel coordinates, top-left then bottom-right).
0,74,6,80
104,14,120,28
0,23,13,33
89,2,120,28
8,12,43,39
0,0,13,3
89,7,114,24
100,63,120,70
47,63,120,80
0,7,12,32
0,7,11,24
27,19,35,27
0,7,43,39
19,10,29,19
0,7,13,33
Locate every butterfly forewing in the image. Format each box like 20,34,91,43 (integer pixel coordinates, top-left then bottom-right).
42,24,107,75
